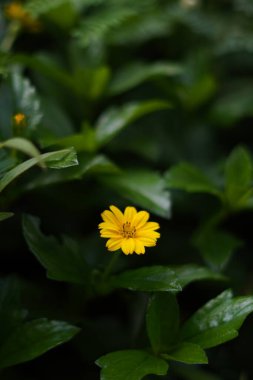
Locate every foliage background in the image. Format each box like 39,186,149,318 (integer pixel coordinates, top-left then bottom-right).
1,0,253,379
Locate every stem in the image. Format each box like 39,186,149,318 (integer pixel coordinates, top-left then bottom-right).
101,252,120,282
1,21,20,52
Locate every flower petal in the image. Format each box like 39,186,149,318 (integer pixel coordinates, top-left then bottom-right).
136,230,160,239
121,238,135,255
106,238,123,251
98,222,120,231
110,205,124,224
101,210,120,226
139,237,157,247
132,211,150,229
140,222,160,231
134,239,145,254
124,206,137,223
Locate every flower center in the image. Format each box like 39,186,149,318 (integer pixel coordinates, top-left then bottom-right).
122,221,136,239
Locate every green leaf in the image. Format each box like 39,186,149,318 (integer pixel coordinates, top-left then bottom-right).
100,170,171,218
193,230,242,270
25,0,71,16
0,277,26,342
171,264,225,288
23,215,90,285
165,163,221,197
108,61,182,95
95,100,170,146
180,290,253,348
146,293,179,354
0,212,14,222
96,349,169,380
225,146,252,207
0,147,78,193
111,266,181,293
0,137,44,167
164,342,208,364
11,69,42,130
0,318,80,369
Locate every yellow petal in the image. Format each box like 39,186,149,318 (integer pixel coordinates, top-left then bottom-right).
100,231,122,238
134,239,145,254
110,205,124,224
98,222,119,231
132,211,150,229
137,230,160,239
124,206,137,223
106,238,123,251
121,238,135,254
101,210,120,226
141,222,160,231
139,237,157,247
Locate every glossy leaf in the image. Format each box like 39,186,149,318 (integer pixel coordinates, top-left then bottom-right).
11,69,42,129
100,170,171,218
164,342,208,364
165,163,221,197
0,318,80,369
95,100,170,146
172,264,225,288
108,61,182,95
96,349,169,380
0,148,78,193
146,293,179,354
23,215,91,285
181,290,253,348
225,146,252,206
111,266,181,293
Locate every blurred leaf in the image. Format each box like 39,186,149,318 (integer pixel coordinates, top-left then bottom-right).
11,69,42,130
25,0,71,16
164,342,208,364
0,277,26,343
225,146,252,207
108,61,182,95
0,137,44,167
100,170,171,218
172,264,225,288
0,212,14,222
181,290,253,348
0,147,78,193
95,100,170,146
111,266,181,293
74,6,136,47
194,230,242,270
0,318,80,369
23,215,91,285
146,293,179,354
165,163,221,197
72,66,110,99
96,349,169,380
165,162,220,197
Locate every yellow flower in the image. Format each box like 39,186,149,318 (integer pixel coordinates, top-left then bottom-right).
13,113,26,126
99,205,160,255
5,2,41,32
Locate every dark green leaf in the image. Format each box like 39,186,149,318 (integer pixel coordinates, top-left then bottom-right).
100,170,171,218
95,100,170,146
172,264,225,288
225,146,252,207
96,349,169,380
164,342,208,364
23,215,91,285
165,163,221,197
146,293,179,354
0,277,26,342
181,290,253,348
0,137,44,167
111,266,181,293
0,318,80,369
0,147,78,193
194,230,242,270
108,61,182,95
11,69,42,130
